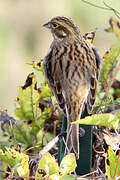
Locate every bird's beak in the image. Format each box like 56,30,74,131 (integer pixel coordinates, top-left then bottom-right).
43,22,51,29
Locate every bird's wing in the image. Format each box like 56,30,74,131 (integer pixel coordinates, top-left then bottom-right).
86,47,101,114
43,48,66,114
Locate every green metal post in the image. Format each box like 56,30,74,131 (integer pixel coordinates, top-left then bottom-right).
59,105,93,175
76,105,93,175
76,124,92,175
58,116,67,164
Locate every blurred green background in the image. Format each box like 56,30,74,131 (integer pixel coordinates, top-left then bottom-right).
0,0,120,115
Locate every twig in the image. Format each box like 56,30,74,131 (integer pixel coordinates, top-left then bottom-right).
103,1,120,19
81,0,120,19
93,144,105,154
0,170,30,180
38,135,59,158
81,0,110,10
113,150,120,180
76,169,99,179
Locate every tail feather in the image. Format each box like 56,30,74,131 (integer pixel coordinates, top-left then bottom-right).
65,124,79,159
64,96,87,159
87,77,97,114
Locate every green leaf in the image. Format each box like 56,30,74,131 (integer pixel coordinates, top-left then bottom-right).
42,132,54,147
7,148,29,179
15,73,52,127
15,73,42,122
31,107,52,135
0,148,29,179
35,152,59,179
99,41,120,84
16,154,29,178
105,146,120,179
39,84,53,99
13,72,53,147
93,96,114,113
72,113,119,129
63,175,75,180
60,153,77,176
108,147,117,178
0,148,19,167
12,121,34,145
4,116,44,147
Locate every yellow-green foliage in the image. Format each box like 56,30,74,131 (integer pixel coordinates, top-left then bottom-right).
35,152,76,180
99,17,120,85
0,148,29,180
72,112,120,130
105,146,120,179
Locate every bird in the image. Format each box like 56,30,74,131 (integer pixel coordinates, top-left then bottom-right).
43,16,101,159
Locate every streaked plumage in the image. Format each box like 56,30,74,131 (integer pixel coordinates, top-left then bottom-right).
43,16,101,159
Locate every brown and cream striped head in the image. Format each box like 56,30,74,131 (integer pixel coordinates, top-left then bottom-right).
43,16,81,41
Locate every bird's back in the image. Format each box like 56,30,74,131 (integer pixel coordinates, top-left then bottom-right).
44,38,98,120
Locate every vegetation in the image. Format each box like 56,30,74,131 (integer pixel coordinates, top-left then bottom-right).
0,17,120,180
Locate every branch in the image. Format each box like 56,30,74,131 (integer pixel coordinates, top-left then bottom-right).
81,0,120,19
113,150,120,179
38,135,59,158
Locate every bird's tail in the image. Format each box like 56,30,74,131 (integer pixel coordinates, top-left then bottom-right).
64,96,87,159
65,123,79,159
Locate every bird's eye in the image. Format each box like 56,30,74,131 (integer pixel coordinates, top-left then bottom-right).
52,23,58,28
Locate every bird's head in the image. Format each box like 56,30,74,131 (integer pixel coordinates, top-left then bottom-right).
43,16,81,41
